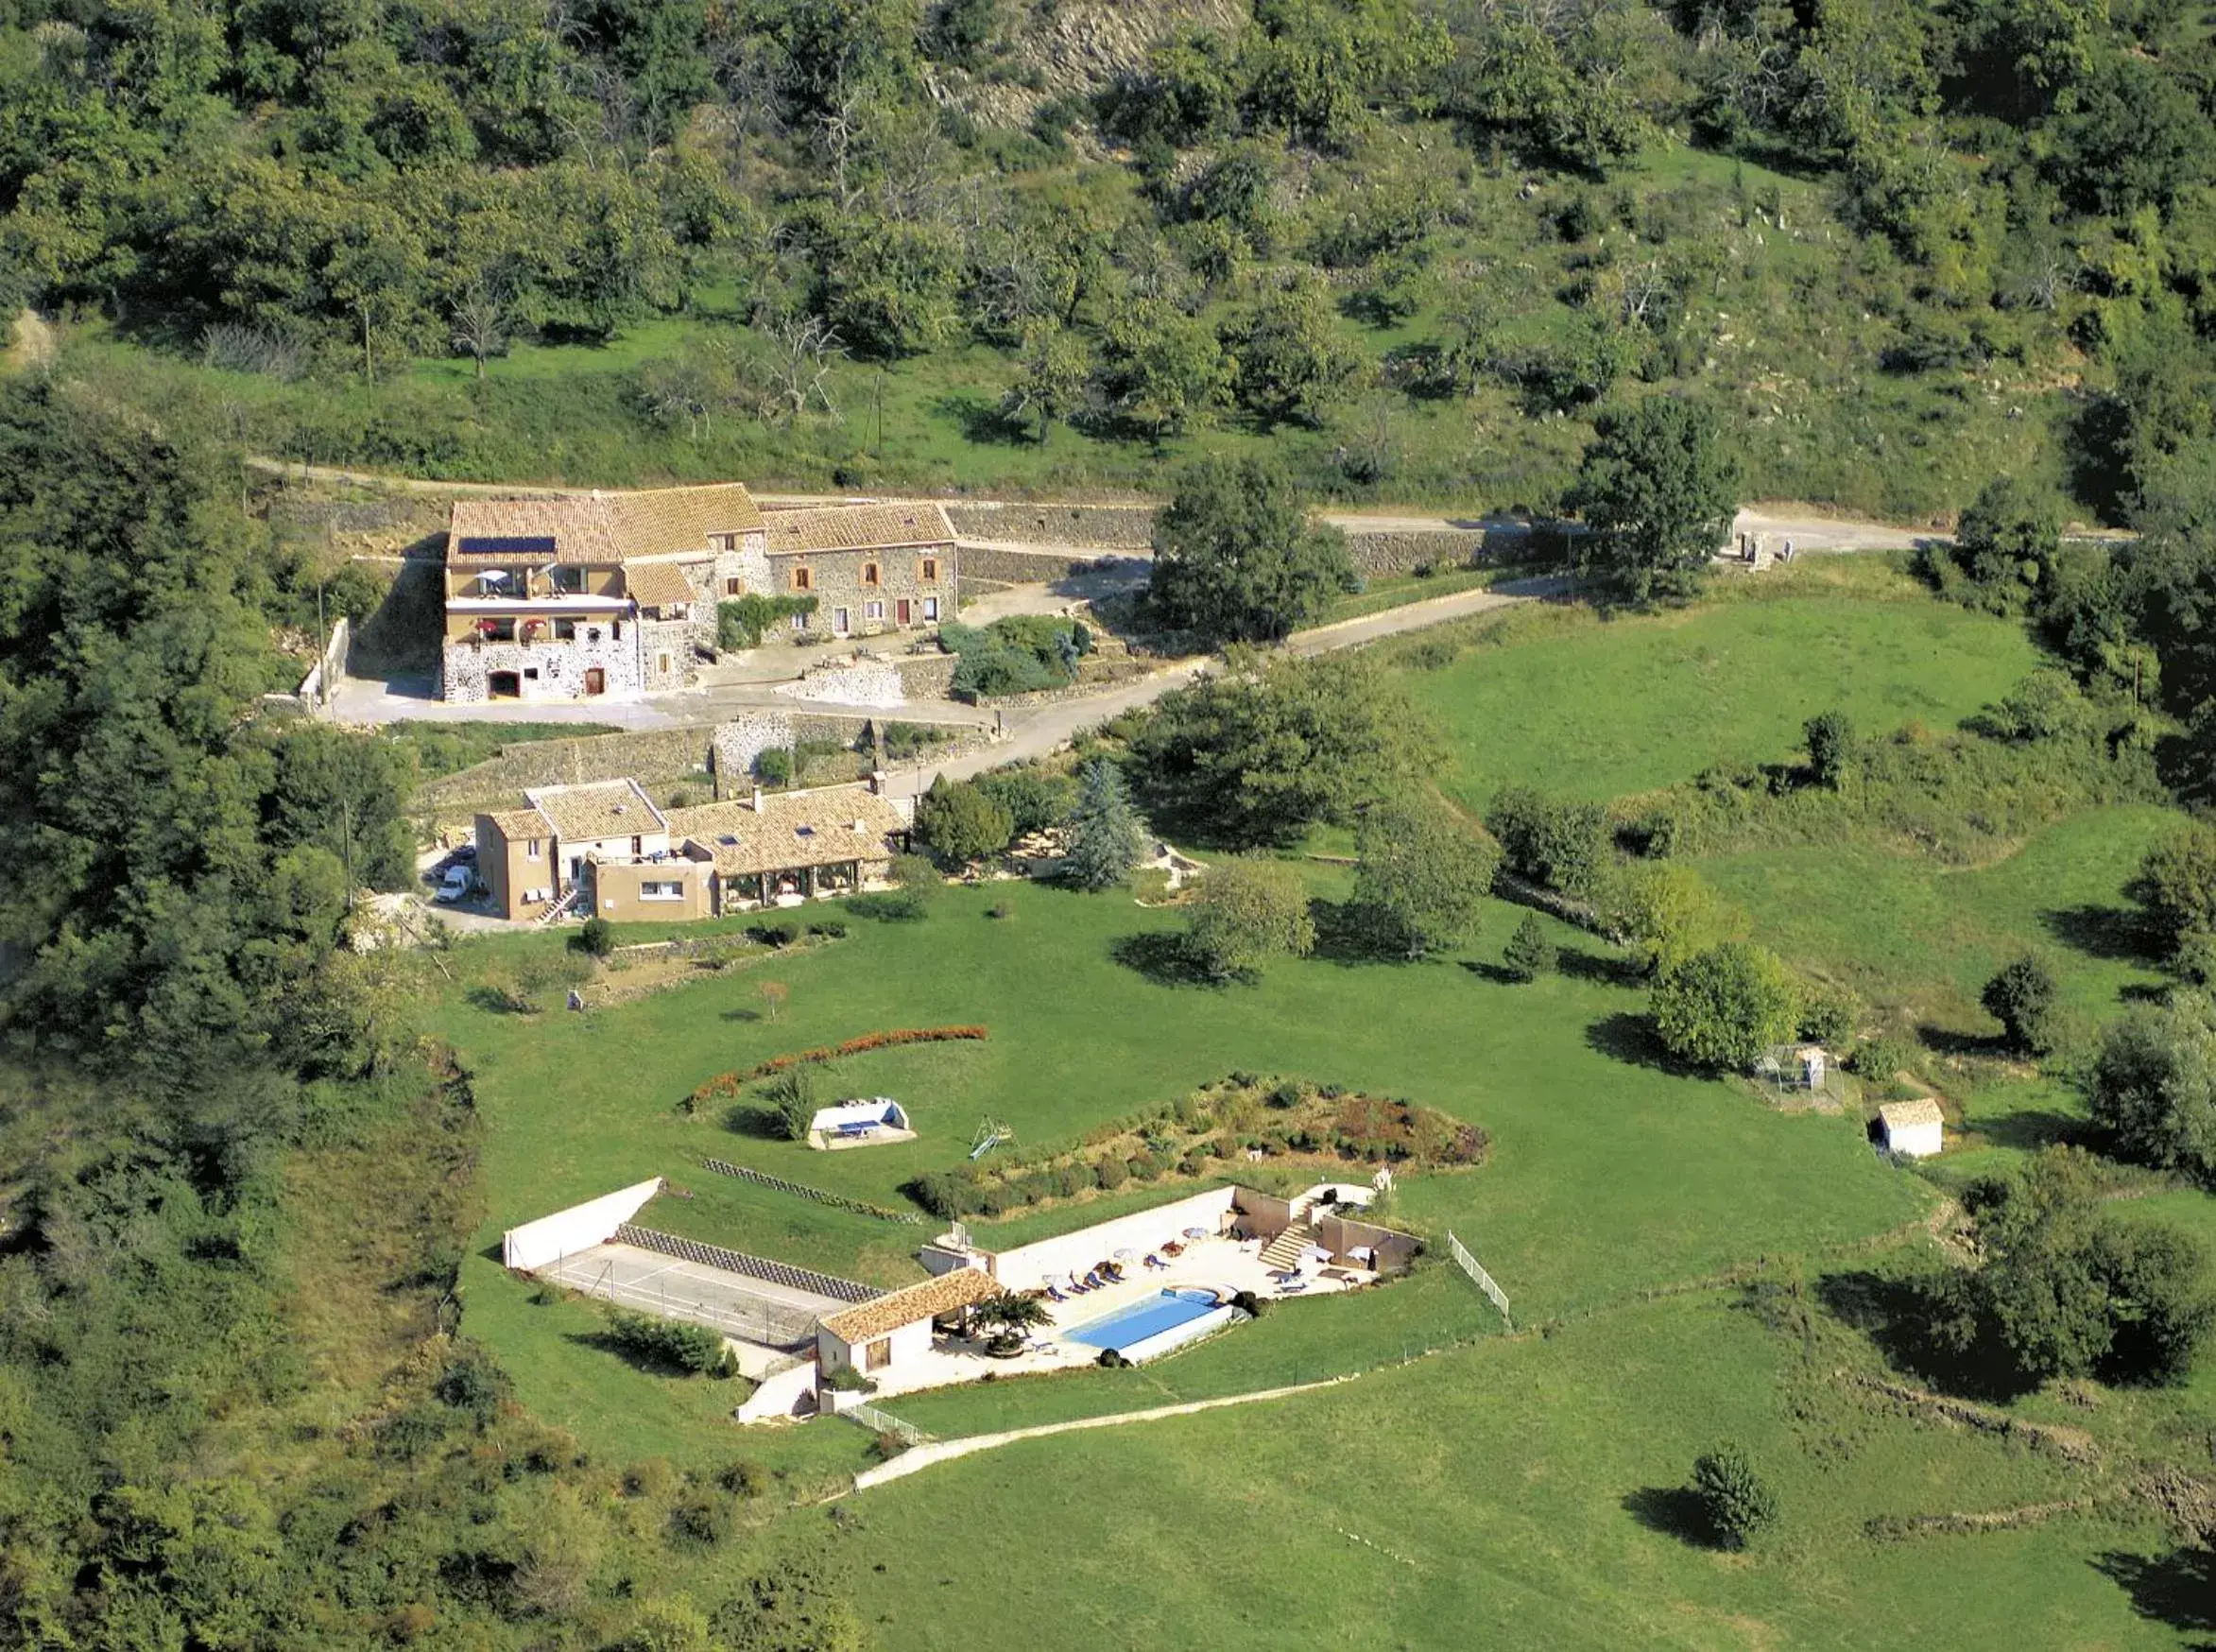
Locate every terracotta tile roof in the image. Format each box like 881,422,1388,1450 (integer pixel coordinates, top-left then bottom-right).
623,560,697,609
449,485,762,566
1879,1098,1944,1130
665,787,907,876
819,1267,1000,1345
482,807,552,840
523,779,668,843
764,501,955,558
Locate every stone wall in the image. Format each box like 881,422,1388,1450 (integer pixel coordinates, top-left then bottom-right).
438,629,644,704
956,544,1137,583
946,502,1157,549
418,727,713,814
893,652,957,698
1345,529,1491,579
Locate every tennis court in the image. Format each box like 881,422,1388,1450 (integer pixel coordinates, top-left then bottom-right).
538,1241,849,1353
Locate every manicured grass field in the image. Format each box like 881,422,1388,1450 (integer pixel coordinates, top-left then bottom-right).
829,1288,2186,1650
1697,804,2183,1027
439,879,1927,1469
1401,594,2042,809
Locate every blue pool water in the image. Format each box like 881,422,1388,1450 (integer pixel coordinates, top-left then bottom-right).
1064,1288,1221,1351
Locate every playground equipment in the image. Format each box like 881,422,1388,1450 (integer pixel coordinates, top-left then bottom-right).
970,1117,1014,1161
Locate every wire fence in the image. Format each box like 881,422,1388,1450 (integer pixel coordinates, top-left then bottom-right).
541,1254,825,1348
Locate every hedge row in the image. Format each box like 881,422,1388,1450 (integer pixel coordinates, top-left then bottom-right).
699,1156,924,1224
687,1025,990,1109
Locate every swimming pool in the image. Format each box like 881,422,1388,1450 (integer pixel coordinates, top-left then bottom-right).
1064,1288,1223,1352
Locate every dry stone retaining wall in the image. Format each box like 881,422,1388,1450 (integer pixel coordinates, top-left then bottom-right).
945,502,1157,548
1346,529,1493,579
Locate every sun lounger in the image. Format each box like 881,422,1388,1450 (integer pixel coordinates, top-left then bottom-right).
1080,1270,1103,1290
1144,1254,1167,1270
1046,1284,1067,1301
1280,1282,1309,1294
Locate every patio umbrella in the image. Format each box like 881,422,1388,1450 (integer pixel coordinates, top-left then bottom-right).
1111,1248,1136,1263
1182,1226,1210,1239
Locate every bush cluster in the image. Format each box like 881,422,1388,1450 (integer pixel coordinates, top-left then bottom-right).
606,1311,737,1377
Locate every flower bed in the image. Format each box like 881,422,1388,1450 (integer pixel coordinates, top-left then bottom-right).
906,1073,1487,1220
685,1026,990,1111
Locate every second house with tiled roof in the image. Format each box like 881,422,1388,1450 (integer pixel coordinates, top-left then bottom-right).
438,484,957,703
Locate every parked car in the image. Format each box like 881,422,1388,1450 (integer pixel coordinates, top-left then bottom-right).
435,865,473,903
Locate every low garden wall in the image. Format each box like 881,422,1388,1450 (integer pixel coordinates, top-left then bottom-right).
957,545,1132,583
420,727,712,813
1345,529,1494,579
988,1185,1240,1288
945,502,1157,549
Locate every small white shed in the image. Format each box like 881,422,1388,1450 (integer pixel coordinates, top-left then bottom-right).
1878,1098,1944,1160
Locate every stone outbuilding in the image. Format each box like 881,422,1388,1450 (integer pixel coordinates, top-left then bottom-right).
764,502,957,645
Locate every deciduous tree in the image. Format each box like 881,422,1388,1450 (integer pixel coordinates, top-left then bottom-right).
1651,941,1800,1070
1185,858,1316,980
1352,800,1501,958
1149,456,1354,644
1569,399,1738,604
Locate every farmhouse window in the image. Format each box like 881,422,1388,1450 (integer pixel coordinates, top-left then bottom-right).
865,601,883,621
866,1338,892,1370
726,576,742,595
863,562,881,587
526,839,541,859
791,611,810,630
920,557,938,582
834,607,850,633
793,566,812,592
551,565,584,594
922,597,939,622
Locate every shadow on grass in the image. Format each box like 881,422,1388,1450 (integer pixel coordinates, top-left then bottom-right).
720,1007,763,1023
1915,1023,2005,1059
930,392,1028,446
1583,1011,1700,1076
1558,948,1647,989
466,985,535,1015
722,1103,784,1140
1460,959,1530,986
1973,1105,2083,1153
2041,903,2156,964
1814,1268,2036,1402
1309,900,1401,965
2094,1549,2216,1643
1109,931,1222,987
1622,1486,1715,1547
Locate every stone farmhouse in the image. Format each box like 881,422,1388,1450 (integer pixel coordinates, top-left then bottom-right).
473,776,913,922
438,484,958,703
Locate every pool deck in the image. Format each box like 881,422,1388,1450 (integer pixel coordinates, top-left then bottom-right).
850,1232,1368,1401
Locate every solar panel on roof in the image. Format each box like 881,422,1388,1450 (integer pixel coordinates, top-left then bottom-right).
457,535,558,555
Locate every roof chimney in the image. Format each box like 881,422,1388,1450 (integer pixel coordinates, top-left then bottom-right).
751,784,763,813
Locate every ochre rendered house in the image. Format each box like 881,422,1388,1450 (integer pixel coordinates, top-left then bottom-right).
438,484,958,703
473,778,912,922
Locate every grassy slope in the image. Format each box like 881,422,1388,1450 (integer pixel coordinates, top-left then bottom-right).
831,1290,2183,1650
438,880,1925,1468
1698,805,2180,1026
1401,593,2042,811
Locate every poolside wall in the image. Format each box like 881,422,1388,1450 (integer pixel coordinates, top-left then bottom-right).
502,1178,665,1270
988,1187,1239,1288
1314,1213,1422,1276
1121,1301,1236,1364
1230,1189,1297,1242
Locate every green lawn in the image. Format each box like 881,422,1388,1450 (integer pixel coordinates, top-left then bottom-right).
1401,595,2042,810
830,1288,2186,1650
439,879,1927,1470
1697,804,2183,1026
